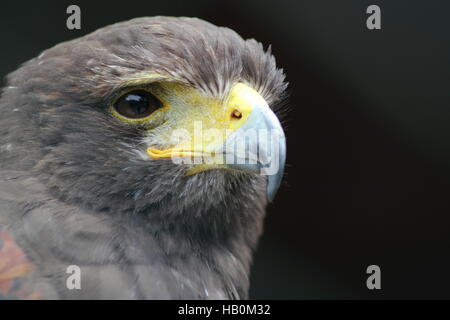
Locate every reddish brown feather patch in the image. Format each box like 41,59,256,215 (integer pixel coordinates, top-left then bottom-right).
0,230,41,299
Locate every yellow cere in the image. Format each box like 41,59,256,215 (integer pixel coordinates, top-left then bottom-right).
147,82,263,160
110,76,267,163
145,82,267,159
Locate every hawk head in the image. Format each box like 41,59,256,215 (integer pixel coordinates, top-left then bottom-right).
1,16,287,250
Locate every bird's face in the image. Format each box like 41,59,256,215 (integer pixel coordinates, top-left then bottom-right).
109,78,285,200
4,17,288,222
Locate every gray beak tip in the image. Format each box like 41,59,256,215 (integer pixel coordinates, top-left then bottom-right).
266,138,286,202
222,102,287,203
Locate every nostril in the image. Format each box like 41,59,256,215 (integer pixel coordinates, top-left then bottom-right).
231,109,242,120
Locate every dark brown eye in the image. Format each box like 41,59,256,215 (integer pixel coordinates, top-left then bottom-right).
113,90,163,119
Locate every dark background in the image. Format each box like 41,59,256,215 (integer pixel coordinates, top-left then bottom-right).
1,0,449,299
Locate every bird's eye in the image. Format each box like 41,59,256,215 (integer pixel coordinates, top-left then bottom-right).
113,90,163,119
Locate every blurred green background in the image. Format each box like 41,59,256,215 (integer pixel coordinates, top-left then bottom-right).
1,0,449,298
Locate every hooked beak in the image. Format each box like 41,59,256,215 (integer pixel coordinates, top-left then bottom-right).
219,103,286,201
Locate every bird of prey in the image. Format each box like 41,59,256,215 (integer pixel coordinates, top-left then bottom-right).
0,16,287,299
